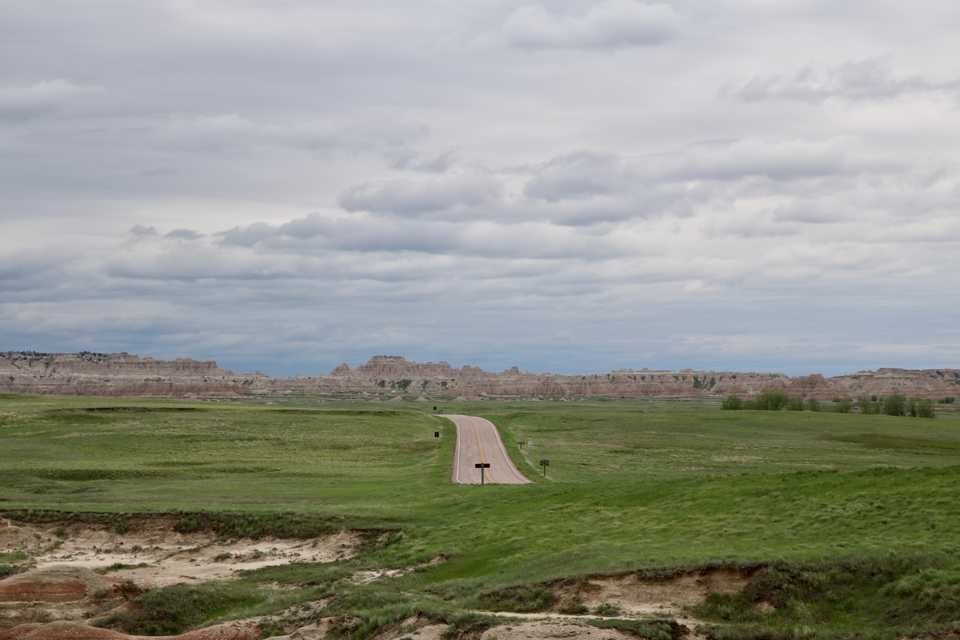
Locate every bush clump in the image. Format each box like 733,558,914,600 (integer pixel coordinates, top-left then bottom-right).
833,398,853,413
883,394,908,417
722,395,744,410
477,585,556,613
753,390,788,411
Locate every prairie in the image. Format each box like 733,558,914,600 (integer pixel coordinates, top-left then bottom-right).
2,394,960,638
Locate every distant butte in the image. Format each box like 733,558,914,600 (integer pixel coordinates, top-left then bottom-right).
1,351,958,400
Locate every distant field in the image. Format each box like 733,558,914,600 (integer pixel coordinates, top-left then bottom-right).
2,394,960,637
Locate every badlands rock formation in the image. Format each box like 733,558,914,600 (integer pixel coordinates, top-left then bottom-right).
1,352,959,400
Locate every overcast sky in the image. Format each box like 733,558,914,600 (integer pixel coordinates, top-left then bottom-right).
2,1,959,376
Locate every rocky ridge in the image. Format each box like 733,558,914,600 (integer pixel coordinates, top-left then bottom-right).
1,352,958,400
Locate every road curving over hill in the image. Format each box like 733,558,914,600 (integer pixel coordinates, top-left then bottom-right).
440,414,531,485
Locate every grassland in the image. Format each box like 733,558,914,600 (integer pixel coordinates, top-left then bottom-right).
2,394,960,637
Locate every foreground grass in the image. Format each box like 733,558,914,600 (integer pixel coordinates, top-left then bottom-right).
2,395,960,637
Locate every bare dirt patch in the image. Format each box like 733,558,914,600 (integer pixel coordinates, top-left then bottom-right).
0,516,362,631
2,517,361,589
555,567,753,618
0,620,259,640
478,621,635,639
350,555,446,585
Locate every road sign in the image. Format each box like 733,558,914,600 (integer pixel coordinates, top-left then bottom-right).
475,462,491,485
434,431,440,438
539,458,550,477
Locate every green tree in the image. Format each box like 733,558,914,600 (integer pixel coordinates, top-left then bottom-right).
721,395,743,410
755,389,788,411
916,399,936,418
883,394,907,417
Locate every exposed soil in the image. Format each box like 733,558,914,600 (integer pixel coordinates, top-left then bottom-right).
1,518,361,589
0,517,362,632
478,621,636,640
349,555,446,585
0,621,259,640
554,567,753,618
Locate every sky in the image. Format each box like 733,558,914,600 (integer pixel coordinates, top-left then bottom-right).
2,1,959,376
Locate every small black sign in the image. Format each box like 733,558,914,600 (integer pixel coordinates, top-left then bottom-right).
434,431,440,438
475,462,491,469
539,459,550,466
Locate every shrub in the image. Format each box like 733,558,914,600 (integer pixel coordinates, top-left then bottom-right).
754,390,788,411
915,399,936,419
858,397,878,415
883,394,907,417
559,600,590,615
587,619,677,640
941,397,955,404
806,398,821,412
833,398,852,413
477,585,556,613
593,602,623,616
722,395,744,410
786,397,805,411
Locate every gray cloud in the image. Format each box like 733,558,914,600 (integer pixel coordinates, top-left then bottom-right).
525,151,626,200
731,59,960,103
0,79,96,121
3,1,959,375
339,172,503,216
502,1,681,50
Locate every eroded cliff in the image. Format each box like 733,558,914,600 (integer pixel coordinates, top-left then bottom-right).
1,352,958,400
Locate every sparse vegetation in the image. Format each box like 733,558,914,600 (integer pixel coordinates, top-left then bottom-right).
587,618,679,640
106,582,263,634
592,601,623,616
694,557,960,638
477,585,556,612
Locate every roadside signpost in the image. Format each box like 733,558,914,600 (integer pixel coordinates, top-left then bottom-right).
475,462,491,485
539,458,550,477
434,431,440,438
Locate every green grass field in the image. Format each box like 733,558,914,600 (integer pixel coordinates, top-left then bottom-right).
2,394,960,638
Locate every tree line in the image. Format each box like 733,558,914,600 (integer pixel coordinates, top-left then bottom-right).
722,390,939,418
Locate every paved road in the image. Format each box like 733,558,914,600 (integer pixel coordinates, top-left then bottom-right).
441,414,531,485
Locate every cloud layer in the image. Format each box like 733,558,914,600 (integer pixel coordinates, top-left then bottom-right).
2,1,959,375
